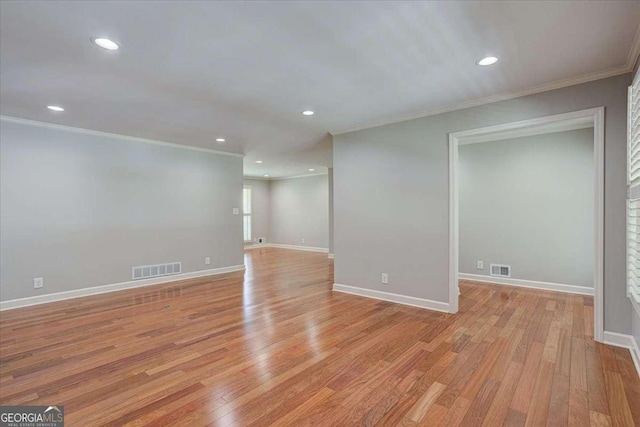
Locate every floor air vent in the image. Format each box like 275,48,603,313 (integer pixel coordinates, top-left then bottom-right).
132,262,182,280
490,264,511,278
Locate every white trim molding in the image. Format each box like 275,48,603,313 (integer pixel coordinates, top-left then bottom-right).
244,243,272,250
269,172,328,181
628,23,640,72
0,264,246,311
333,283,451,313
269,243,328,253
328,253,334,259
449,107,605,341
244,243,329,253
459,273,594,296
331,67,629,136
457,118,593,146
243,176,272,181
330,20,640,137
603,331,640,378
243,172,328,181
0,116,245,158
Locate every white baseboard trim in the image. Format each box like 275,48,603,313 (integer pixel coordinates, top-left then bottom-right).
603,331,640,379
266,243,329,253
0,264,246,311
328,253,334,259
244,243,329,254
244,243,271,250
458,273,594,296
332,283,451,313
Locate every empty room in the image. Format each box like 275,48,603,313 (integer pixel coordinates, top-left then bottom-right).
1,1,639,426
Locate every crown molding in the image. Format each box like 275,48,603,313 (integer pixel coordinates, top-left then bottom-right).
244,172,328,181
330,64,630,136
271,172,328,181
243,176,272,181
0,116,245,158
628,23,640,72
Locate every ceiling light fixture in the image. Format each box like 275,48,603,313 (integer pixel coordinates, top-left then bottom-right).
264,174,269,177
309,169,315,172
255,160,263,164
92,37,120,51
46,105,65,112
476,56,498,66
215,138,225,143
301,110,315,116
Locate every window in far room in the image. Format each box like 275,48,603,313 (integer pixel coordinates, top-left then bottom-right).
243,186,252,242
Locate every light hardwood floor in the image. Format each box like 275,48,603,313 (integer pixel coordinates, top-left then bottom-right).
1,248,639,426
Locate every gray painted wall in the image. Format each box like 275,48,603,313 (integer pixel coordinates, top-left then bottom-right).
1,120,244,302
244,179,271,243
270,175,329,249
459,128,594,288
334,74,632,334
633,309,640,357
329,168,334,254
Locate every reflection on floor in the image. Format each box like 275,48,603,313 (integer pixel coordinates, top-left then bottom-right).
1,248,638,426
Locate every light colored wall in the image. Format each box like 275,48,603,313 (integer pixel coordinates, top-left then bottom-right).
0,120,244,302
334,74,632,334
243,179,271,243
459,128,594,288
633,308,640,355
329,168,334,254
270,174,329,249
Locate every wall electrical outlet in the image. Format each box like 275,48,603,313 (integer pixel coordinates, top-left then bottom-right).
34,277,44,289
381,273,389,284
477,260,484,270
205,257,211,265
301,238,305,244
232,208,239,215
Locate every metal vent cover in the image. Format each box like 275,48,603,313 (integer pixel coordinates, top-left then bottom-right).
132,262,182,280
490,264,511,278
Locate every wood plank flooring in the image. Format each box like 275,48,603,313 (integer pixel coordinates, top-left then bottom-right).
1,248,638,426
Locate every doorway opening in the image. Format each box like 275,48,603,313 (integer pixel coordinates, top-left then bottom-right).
448,107,604,342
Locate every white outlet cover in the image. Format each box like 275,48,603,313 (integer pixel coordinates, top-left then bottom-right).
381,273,389,284
34,277,44,288
232,208,239,215
477,261,484,270
205,257,211,265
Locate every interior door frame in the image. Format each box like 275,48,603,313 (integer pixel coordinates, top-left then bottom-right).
448,107,605,342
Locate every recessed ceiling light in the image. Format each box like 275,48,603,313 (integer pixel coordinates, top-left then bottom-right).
309,168,315,172
264,174,269,177
255,160,263,164
92,37,120,51
46,105,64,112
215,138,225,143
476,56,498,66
301,110,315,116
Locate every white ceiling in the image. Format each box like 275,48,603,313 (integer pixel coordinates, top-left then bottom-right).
1,1,639,178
